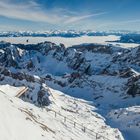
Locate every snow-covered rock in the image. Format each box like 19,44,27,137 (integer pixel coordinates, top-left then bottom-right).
1,39,140,140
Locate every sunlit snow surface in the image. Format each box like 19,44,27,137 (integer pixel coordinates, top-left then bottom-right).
0,84,124,140
0,35,140,140
0,35,139,48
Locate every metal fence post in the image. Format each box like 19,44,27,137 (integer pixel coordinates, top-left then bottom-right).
83,126,86,132
64,116,66,122
74,122,76,128
49,109,110,140
96,133,98,140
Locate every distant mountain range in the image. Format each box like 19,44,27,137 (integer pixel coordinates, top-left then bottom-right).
0,30,140,38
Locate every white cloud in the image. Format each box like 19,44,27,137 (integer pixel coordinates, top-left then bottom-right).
0,1,63,24
0,0,106,25
64,12,107,24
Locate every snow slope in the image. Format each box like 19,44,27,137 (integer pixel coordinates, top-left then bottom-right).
0,84,123,140
0,84,25,97
108,106,140,140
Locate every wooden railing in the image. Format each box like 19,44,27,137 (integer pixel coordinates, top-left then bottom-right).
15,87,28,97
46,108,117,140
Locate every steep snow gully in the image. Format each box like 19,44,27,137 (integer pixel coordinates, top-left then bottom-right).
0,40,140,140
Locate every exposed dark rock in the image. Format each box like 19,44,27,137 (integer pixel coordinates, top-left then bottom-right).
37,86,50,106
127,83,140,97
126,73,140,97
119,68,138,78
27,60,34,70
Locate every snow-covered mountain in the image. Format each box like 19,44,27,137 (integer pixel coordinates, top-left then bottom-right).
0,30,139,38
0,40,140,140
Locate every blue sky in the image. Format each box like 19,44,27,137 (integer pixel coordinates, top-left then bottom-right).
0,0,140,31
